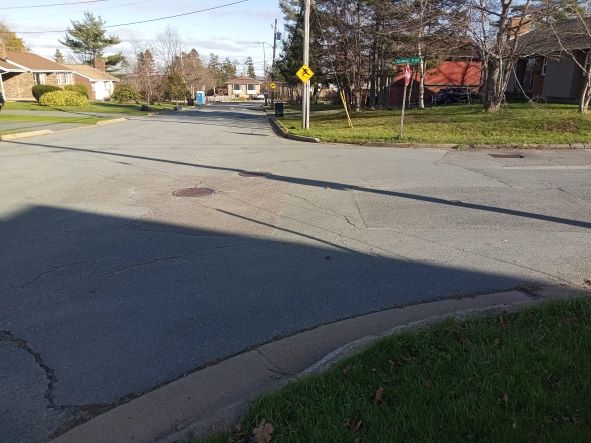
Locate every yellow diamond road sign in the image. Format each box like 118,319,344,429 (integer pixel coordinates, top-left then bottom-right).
270,82,277,90
296,64,314,83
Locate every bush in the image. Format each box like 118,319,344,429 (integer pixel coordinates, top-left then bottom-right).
111,84,140,103
64,84,89,98
39,90,89,107
32,84,62,101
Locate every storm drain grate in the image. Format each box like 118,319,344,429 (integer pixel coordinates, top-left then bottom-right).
239,171,271,178
489,153,525,159
173,187,215,197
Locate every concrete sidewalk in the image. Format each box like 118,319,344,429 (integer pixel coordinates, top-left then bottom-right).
51,285,590,443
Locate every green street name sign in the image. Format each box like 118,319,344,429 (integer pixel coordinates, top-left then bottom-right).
394,56,422,65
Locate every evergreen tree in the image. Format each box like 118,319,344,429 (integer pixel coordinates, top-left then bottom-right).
245,56,256,78
60,12,120,64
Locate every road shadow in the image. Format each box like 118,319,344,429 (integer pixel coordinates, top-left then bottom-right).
5,139,591,230
0,205,542,442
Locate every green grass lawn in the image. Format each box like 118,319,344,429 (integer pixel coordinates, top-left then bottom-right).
0,114,104,135
199,298,591,443
3,100,175,115
278,103,591,145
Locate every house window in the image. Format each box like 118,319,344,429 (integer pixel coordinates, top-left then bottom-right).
541,58,548,76
233,84,241,91
34,73,46,85
523,58,535,91
91,82,96,92
56,73,73,85
247,84,256,91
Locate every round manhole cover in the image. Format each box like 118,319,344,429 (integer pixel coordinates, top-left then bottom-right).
173,187,215,197
239,171,271,178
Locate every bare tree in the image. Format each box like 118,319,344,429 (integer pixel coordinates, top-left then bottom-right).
467,0,537,112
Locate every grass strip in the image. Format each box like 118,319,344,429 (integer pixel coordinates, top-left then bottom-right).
197,298,591,442
279,103,591,145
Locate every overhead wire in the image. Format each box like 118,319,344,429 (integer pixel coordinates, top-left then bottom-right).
0,0,107,10
3,0,249,33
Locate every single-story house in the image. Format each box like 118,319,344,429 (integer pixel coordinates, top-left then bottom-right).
508,17,591,102
226,77,262,98
0,41,74,100
389,60,482,107
63,63,120,100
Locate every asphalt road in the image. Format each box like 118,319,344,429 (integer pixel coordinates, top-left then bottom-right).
1,103,590,442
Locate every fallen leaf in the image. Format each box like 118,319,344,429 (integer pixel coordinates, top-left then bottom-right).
252,419,274,443
493,338,501,346
423,378,433,388
374,387,385,405
498,314,509,329
325,255,332,261
342,365,351,375
583,278,591,287
355,438,362,443
561,316,578,325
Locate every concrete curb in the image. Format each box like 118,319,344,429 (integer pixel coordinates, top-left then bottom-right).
264,111,321,144
0,117,127,141
0,129,53,141
50,285,590,443
362,142,591,150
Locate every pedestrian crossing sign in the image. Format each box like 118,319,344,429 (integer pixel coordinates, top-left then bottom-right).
296,64,314,83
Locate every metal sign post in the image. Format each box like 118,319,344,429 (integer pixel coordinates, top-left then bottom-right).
400,65,411,139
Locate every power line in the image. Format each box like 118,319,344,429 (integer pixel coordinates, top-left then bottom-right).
0,0,107,10
6,0,250,33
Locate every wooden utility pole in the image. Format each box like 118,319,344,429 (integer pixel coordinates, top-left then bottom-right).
271,18,278,106
302,0,311,129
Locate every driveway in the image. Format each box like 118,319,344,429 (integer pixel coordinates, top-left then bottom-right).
1,103,590,442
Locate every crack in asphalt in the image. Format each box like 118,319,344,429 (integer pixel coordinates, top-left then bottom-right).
0,260,94,294
86,241,271,281
0,330,57,409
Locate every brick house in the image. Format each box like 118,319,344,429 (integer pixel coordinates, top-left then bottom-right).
0,42,74,100
62,62,120,100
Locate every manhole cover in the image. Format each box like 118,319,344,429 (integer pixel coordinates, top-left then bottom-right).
239,171,271,178
173,187,215,197
489,154,524,159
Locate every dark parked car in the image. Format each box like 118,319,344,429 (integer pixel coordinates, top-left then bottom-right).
434,88,479,105
0,92,5,111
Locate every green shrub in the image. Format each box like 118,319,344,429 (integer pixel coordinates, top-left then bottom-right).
111,84,140,103
64,84,89,98
39,90,89,107
32,84,62,101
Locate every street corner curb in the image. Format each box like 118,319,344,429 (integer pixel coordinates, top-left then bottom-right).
96,117,128,125
49,285,590,443
362,141,460,149
0,129,54,141
297,284,591,378
265,113,320,143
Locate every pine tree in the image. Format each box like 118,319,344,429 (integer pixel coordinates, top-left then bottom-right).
59,12,120,64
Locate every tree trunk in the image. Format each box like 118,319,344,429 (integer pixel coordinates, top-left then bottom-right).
579,75,591,113
483,58,503,112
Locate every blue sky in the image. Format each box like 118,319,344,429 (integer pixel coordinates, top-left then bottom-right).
2,0,283,74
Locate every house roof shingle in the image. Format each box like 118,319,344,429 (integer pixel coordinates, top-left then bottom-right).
0,58,25,72
63,64,120,82
517,17,591,56
5,51,72,71
227,76,262,85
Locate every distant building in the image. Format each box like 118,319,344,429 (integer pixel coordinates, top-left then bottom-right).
389,60,482,107
0,41,74,100
226,77,262,98
63,63,120,101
